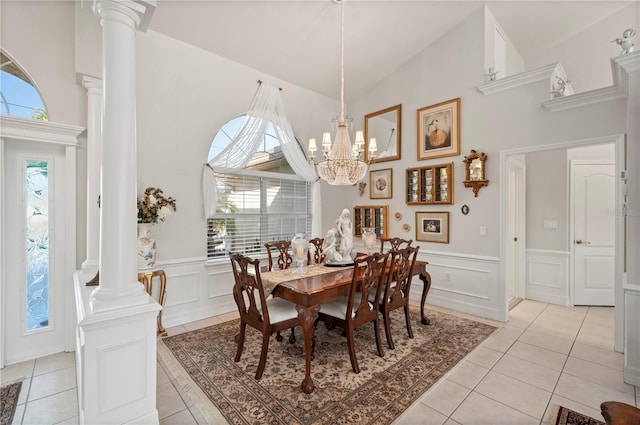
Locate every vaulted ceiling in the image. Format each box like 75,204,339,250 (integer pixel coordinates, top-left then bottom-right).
149,1,634,100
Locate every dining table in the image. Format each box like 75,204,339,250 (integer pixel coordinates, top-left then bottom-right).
262,260,431,394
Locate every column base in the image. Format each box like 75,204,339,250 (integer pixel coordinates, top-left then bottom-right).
90,282,148,312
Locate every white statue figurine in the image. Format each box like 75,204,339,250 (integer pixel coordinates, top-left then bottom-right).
336,208,354,260
612,28,636,55
321,228,342,263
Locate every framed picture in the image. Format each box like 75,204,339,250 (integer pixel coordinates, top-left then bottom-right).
416,211,449,243
370,168,392,199
417,97,460,160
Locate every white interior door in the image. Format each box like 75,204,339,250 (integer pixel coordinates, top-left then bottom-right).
506,155,525,302
572,161,615,306
3,140,69,364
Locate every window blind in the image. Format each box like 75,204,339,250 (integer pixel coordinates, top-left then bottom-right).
208,172,311,259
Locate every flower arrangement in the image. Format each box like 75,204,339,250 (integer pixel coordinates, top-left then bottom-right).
137,187,177,224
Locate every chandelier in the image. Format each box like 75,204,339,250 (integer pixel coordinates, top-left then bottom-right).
308,0,376,185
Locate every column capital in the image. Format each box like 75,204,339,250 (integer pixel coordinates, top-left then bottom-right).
93,0,156,32
80,74,103,94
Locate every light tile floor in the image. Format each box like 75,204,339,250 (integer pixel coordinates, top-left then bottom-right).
2,300,638,424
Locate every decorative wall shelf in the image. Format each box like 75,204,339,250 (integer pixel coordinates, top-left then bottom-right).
406,162,453,205
476,52,640,113
477,63,558,95
353,205,388,239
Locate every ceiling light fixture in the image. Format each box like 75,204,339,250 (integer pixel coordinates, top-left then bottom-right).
308,0,375,185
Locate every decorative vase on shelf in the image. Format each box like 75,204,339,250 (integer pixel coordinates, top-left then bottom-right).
291,233,308,274
137,223,157,269
362,227,377,255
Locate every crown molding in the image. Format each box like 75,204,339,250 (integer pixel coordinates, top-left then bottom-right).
0,115,84,146
477,63,558,95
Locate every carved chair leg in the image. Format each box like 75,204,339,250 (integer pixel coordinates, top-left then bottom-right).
276,331,283,342
288,327,296,344
383,309,395,350
235,322,246,362
345,327,360,374
404,304,414,339
373,319,385,358
255,332,270,380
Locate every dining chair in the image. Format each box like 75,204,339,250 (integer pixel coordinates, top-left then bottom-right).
229,252,301,380
265,240,293,271
379,237,413,253
318,251,389,374
374,245,419,350
307,237,325,265
264,240,296,343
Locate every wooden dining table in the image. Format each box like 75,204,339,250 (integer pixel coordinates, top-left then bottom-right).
264,260,431,394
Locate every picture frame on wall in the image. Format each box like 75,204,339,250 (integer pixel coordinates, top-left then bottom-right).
370,168,392,199
417,97,460,160
416,211,449,243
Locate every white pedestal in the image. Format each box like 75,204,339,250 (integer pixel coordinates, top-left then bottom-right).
74,270,161,424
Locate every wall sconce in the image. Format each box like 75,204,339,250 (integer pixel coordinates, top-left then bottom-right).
462,150,489,197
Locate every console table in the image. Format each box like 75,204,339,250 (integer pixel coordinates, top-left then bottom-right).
137,269,167,337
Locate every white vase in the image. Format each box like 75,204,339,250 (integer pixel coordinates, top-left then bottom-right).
137,223,157,269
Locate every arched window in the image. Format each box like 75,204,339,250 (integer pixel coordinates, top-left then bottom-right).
0,50,47,120
207,115,312,259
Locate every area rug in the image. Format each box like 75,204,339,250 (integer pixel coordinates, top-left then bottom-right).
1,380,22,425
555,405,605,425
159,307,497,425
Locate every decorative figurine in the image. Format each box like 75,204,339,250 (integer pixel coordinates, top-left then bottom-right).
550,76,571,99
487,67,499,82
335,208,353,260
612,28,636,55
321,229,342,263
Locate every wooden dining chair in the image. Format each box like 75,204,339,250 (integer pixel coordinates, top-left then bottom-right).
375,245,419,350
318,251,390,374
265,240,293,271
307,237,325,265
379,237,413,253
264,240,296,343
229,252,301,380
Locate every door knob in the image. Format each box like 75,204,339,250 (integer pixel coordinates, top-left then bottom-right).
575,240,591,245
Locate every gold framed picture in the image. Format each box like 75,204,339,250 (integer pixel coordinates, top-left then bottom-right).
416,211,449,243
417,97,460,160
370,168,392,199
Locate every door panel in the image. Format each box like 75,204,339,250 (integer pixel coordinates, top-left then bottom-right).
4,140,68,364
573,162,615,306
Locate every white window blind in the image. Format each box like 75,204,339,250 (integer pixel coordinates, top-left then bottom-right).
208,172,312,259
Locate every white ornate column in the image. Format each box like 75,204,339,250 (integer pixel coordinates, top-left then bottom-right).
90,0,154,311
73,2,159,424
81,76,102,276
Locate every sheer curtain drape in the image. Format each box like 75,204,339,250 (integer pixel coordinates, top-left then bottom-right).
203,82,322,237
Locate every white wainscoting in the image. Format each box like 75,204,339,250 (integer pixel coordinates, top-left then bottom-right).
624,284,640,387
153,257,237,329
158,251,505,328
525,249,570,306
414,251,502,322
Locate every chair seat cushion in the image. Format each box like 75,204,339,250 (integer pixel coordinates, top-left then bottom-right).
321,295,372,320
368,282,397,303
265,297,299,323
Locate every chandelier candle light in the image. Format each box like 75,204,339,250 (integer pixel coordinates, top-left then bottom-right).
308,0,376,185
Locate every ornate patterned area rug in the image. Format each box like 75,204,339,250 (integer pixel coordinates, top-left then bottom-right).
554,406,605,425
1,380,22,425
159,307,496,424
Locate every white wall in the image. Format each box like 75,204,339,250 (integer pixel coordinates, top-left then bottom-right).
525,149,567,251
134,30,342,262
526,2,640,94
